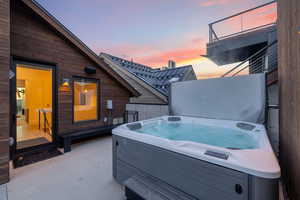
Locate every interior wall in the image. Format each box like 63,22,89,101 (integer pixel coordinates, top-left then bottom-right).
0,0,10,184
74,82,97,122
278,0,300,199
16,66,52,126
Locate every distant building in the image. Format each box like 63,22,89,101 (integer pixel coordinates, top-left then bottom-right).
168,60,176,68
100,53,197,104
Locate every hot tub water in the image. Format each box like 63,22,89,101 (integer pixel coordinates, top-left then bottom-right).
137,121,257,149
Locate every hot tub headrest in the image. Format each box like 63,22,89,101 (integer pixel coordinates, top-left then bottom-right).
236,122,256,131
168,116,181,122
127,123,142,130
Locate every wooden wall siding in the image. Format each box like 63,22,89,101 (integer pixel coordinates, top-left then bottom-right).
11,1,130,134
278,0,300,199
0,0,10,184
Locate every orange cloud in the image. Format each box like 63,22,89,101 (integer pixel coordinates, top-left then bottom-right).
97,45,205,67
135,47,206,67
197,73,221,79
95,35,207,67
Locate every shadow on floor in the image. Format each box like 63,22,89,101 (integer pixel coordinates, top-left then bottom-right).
8,136,125,200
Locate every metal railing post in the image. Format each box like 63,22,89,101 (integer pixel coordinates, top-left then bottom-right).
209,24,213,43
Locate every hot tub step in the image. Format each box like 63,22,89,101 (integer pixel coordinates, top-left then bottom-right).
124,175,197,200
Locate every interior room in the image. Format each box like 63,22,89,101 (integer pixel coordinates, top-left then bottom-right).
16,64,53,149
73,78,98,122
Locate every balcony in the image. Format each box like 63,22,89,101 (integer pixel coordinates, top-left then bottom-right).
206,1,277,65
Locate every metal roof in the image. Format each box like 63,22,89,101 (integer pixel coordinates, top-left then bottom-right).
102,53,193,95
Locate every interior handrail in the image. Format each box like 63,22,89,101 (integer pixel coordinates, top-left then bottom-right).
43,112,52,135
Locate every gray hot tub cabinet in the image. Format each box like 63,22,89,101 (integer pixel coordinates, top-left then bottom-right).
113,135,278,200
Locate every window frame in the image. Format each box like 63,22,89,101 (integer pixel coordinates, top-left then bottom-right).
72,76,100,124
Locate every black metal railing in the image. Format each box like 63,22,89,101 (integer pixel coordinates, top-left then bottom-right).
209,1,277,43
221,40,277,77
124,111,139,123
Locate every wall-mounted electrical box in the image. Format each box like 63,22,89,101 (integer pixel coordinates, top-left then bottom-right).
107,100,113,110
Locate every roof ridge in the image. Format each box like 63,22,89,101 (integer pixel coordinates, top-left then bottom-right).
101,53,195,96
101,52,154,70
101,53,168,98
102,52,193,72
23,0,140,97
155,65,192,72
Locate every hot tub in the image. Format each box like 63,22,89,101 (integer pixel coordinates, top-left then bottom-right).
112,116,280,200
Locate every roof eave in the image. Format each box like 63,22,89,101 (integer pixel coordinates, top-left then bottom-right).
100,54,168,103
21,0,140,97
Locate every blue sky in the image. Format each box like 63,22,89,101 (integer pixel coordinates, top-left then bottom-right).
36,0,274,78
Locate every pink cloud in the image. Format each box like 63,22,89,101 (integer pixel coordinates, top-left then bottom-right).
93,35,207,67
135,47,206,67
199,0,240,7
99,44,206,67
133,37,206,67
211,2,277,38
245,3,277,26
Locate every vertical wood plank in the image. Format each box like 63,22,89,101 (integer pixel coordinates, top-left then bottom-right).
278,0,300,199
0,0,10,184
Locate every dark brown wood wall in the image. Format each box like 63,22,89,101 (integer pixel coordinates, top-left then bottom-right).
0,0,10,184
278,0,300,199
11,1,130,135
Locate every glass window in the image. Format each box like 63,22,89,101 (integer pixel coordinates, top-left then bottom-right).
73,78,98,122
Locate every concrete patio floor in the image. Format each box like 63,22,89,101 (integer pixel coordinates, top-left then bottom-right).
4,135,285,200
7,136,125,200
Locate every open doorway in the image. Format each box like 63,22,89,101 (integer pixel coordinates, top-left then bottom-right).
15,64,53,149
11,61,56,156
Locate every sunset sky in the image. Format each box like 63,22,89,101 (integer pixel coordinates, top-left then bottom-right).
36,0,276,79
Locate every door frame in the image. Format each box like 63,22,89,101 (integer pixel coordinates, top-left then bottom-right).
10,58,58,158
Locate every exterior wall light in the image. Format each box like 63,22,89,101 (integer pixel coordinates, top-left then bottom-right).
62,78,70,87
60,78,71,92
